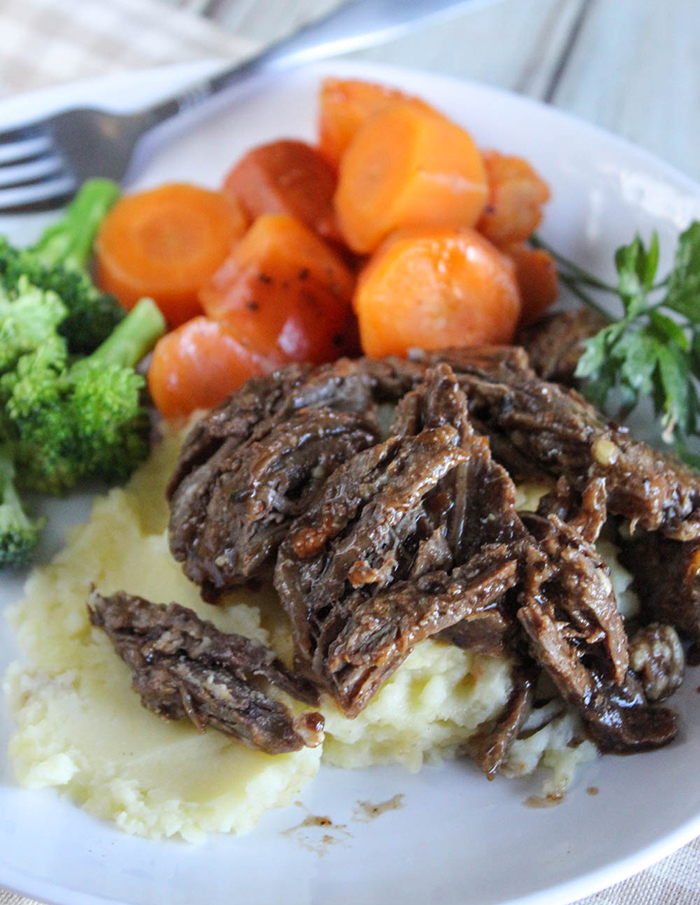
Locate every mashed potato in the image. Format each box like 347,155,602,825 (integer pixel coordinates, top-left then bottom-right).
2,433,634,841
324,642,513,772
3,426,321,842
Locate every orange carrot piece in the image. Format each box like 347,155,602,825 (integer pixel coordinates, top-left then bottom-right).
334,102,488,254
476,151,550,247
223,139,342,244
199,213,355,366
96,184,245,328
354,227,521,357
147,316,269,419
317,77,434,169
506,243,559,326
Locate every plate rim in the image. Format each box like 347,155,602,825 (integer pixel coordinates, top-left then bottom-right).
1,56,698,200
1,56,700,905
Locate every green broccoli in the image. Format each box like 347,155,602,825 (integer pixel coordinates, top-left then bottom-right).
0,276,67,375
0,179,125,354
0,446,45,568
4,297,166,495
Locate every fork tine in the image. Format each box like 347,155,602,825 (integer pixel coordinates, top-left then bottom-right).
0,173,77,213
0,119,47,143
0,154,65,188
0,134,53,166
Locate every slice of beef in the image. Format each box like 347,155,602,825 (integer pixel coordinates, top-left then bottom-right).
437,604,513,656
393,364,529,658
466,666,536,777
414,346,700,540
88,589,324,754
170,407,378,600
516,308,608,383
536,476,608,544
393,364,528,560
620,533,700,642
517,515,677,753
167,363,314,498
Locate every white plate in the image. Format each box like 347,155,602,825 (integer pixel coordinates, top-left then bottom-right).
2,60,700,905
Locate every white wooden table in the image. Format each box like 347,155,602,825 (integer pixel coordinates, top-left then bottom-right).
166,0,700,182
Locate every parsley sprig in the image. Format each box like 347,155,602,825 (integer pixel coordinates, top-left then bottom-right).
533,223,700,464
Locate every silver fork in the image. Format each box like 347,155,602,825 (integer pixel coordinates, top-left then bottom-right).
0,0,491,214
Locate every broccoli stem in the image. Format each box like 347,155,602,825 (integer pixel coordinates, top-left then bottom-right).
32,179,120,271
91,298,166,369
0,445,44,568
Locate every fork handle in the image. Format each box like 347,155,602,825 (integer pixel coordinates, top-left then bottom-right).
143,0,483,127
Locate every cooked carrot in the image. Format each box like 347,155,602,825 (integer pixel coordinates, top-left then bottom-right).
95,184,244,328
334,102,488,254
476,151,550,247
223,192,250,236
317,77,434,169
354,227,521,357
199,213,355,366
223,140,342,244
506,243,559,325
148,316,269,419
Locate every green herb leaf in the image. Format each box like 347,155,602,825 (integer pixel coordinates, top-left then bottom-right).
655,343,690,440
536,220,700,464
616,330,658,394
665,222,700,319
643,232,660,289
650,309,690,350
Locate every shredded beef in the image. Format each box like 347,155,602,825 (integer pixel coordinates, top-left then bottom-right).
517,515,676,753
620,534,700,642
275,366,527,717
516,308,608,383
167,364,314,498
161,348,695,766
88,589,324,754
467,666,535,777
413,346,700,540
536,476,608,544
169,407,378,601
275,426,470,713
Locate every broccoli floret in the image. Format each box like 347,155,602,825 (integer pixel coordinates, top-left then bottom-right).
4,297,166,495
0,446,44,568
0,276,67,374
0,279,68,443
0,179,125,354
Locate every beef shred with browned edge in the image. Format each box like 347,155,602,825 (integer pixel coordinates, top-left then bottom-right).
111,334,700,762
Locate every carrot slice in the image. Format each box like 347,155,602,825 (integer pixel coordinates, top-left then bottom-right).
334,102,488,254
476,151,550,247
148,316,269,419
355,227,521,357
199,213,355,366
506,243,559,325
223,139,341,244
317,77,434,169
96,184,245,328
